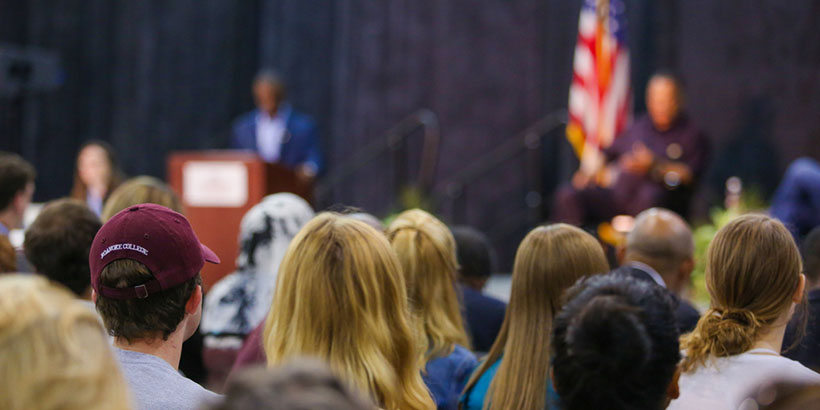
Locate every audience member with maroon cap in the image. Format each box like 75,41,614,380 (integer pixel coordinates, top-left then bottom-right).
90,203,221,410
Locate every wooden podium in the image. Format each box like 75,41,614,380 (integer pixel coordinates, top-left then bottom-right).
167,151,312,291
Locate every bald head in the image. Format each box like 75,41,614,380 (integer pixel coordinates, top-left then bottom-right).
624,208,694,292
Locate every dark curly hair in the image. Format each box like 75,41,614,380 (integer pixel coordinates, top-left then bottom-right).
552,274,681,410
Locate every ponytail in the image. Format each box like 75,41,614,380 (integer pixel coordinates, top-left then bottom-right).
679,307,762,372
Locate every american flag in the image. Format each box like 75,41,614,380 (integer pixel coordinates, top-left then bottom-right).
566,0,632,174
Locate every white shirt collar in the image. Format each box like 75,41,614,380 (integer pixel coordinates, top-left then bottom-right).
256,104,291,123
625,261,666,288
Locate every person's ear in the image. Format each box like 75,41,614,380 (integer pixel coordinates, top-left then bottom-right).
186,284,203,315
12,190,27,215
680,257,694,277
92,289,98,303
666,365,681,404
793,274,806,304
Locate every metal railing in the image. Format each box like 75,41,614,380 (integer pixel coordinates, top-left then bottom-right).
315,109,441,205
434,109,568,228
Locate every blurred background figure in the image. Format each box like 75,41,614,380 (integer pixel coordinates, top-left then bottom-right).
202,193,315,389
613,207,700,333
230,69,324,181
553,72,710,225
205,360,373,410
0,153,35,236
770,157,820,240
70,141,125,216
552,274,681,410
0,275,131,410
450,225,506,354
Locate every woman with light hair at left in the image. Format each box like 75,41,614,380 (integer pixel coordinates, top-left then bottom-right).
0,275,131,410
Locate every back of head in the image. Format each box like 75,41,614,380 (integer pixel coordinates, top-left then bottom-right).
552,274,681,410
386,209,470,359
265,213,434,410
681,214,803,372
801,226,820,286
209,360,374,410
0,275,130,410
0,152,35,213
24,198,101,296
466,223,610,410
100,176,183,221
625,207,693,278
236,193,315,273
91,204,218,343
450,225,494,280
95,259,200,342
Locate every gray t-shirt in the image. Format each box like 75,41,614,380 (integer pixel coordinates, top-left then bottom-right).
114,347,221,410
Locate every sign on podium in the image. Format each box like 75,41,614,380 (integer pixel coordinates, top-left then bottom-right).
167,150,312,290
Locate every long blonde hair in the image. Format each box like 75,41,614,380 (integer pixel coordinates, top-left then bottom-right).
680,214,804,372
386,209,470,362
0,275,131,410
264,213,435,410
462,224,610,410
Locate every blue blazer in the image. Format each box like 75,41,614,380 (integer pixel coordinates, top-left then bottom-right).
230,108,325,175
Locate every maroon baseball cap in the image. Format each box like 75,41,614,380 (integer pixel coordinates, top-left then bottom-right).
90,203,220,300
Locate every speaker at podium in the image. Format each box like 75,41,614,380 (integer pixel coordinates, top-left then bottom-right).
167,150,313,290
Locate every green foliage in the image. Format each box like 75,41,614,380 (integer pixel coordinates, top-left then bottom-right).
689,189,768,307
382,185,435,227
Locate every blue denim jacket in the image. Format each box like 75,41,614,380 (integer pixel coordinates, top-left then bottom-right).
422,344,478,410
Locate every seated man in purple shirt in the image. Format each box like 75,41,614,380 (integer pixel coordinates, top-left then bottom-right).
553,72,710,225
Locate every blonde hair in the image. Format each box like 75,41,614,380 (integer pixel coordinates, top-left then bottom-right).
462,224,610,410
101,176,183,221
0,275,131,410
386,209,470,362
264,213,435,410
680,214,804,372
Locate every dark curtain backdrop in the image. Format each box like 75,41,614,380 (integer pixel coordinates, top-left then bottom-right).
2,0,819,268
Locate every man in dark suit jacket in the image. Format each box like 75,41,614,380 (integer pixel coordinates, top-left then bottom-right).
451,226,506,353
612,208,700,333
230,70,325,179
783,226,820,371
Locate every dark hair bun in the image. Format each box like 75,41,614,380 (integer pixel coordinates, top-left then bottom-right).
552,274,681,410
565,295,651,376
